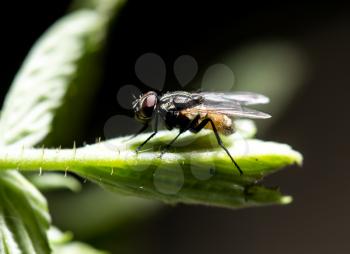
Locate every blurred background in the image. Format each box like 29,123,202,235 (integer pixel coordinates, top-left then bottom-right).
1,1,350,253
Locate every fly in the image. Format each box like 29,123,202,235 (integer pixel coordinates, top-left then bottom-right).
132,91,271,175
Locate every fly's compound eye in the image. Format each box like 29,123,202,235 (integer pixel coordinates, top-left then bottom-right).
142,93,157,109
141,93,157,118
134,91,158,123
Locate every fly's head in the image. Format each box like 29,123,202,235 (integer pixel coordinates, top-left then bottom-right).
133,91,158,124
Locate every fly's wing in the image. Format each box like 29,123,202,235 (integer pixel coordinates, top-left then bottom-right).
186,98,271,119
200,91,269,105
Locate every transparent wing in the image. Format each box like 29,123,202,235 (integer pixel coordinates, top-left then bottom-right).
199,91,269,105
186,100,271,119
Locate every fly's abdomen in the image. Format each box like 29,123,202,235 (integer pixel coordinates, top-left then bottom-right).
203,113,235,135
181,108,235,135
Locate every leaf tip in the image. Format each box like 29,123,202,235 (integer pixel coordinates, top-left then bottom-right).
289,149,303,167
280,195,293,205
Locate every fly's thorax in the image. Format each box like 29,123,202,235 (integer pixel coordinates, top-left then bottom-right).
160,91,204,110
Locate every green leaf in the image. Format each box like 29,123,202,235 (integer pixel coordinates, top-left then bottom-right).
0,171,51,254
28,173,82,193
0,128,302,209
48,227,107,254
52,242,108,254
0,6,123,147
0,0,126,253
48,227,73,245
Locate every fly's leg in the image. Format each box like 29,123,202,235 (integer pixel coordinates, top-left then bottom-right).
190,118,243,175
159,115,201,157
135,113,159,153
159,130,184,157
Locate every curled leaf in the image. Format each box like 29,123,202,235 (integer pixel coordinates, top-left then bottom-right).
0,127,302,209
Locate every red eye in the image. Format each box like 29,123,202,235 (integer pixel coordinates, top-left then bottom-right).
142,94,156,109
138,93,157,119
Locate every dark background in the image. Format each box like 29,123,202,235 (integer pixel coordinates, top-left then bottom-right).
1,1,350,253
